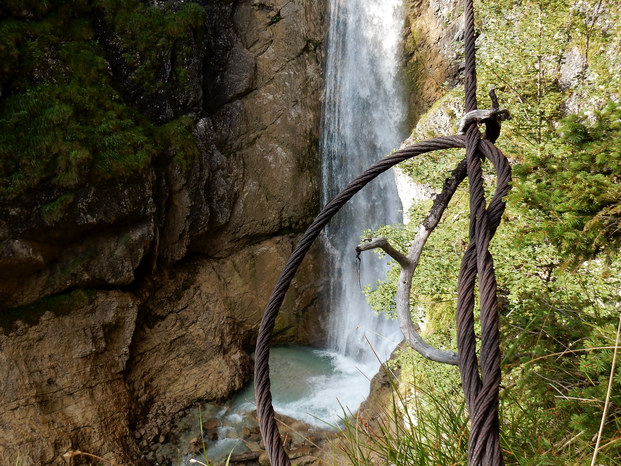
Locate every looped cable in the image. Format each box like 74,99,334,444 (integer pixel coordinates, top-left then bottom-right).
254,0,509,463
457,1,505,464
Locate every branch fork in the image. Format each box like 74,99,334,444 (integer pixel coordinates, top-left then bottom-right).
356,159,469,366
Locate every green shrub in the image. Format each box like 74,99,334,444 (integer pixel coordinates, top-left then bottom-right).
0,1,206,198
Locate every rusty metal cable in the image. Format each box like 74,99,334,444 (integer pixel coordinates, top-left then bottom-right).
254,135,510,464
254,0,509,463
255,137,468,465
457,0,505,463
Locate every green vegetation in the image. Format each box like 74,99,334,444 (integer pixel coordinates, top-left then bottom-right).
0,0,205,198
155,116,202,168
94,0,207,92
41,193,74,224
476,0,621,261
344,0,621,463
516,102,621,260
336,361,468,465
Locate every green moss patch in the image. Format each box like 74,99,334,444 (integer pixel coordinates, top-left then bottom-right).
0,0,206,199
0,289,97,334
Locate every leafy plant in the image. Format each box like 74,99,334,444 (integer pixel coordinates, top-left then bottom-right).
334,358,468,465
353,1,621,463
0,0,206,198
93,0,207,93
515,102,621,260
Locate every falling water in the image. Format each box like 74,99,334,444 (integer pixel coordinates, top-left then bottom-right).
321,0,407,365
167,6,410,461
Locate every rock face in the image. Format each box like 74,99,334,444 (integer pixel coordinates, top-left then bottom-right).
0,0,462,463
127,236,321,461
194,0,325,256
0,291,140,464
0,175,155,308
403,0,463,122
0,0,326,464
395,0,464,221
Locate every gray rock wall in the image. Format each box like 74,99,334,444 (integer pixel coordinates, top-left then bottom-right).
0,1,326,463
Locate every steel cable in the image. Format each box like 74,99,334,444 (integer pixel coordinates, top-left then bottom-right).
456,0,506,463
254,133,510,464
255,1,508,463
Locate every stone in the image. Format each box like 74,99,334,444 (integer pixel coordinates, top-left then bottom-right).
290,446,313,458
127,236,320,444
242,425,261,440
0,1,327,463
203,419,219,432
559,47,587,91
188,436,202,454
246,441,263,452
259,452,271,466
403,0,462,122
291,456,318,465
0,291,142,464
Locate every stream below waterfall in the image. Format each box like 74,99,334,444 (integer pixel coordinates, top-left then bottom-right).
161,345,385,465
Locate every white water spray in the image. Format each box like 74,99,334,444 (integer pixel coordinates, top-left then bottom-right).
321,0,407,365
169,7,411,461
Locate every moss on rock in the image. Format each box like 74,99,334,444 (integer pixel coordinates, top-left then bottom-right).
0,0,207,199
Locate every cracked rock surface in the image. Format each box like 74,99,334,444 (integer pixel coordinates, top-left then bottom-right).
0,1,325,463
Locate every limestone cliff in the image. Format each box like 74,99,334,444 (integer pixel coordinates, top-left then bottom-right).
0,0,466,462
403,0,462,122
0,0,325,463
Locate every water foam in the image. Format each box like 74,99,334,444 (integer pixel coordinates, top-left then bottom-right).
320,0,406,366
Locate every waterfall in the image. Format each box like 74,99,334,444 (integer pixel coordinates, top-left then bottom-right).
320,0,407,365
167,7,412,459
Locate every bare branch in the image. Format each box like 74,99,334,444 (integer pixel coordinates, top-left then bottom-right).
357,158,468,365
356,237,411,268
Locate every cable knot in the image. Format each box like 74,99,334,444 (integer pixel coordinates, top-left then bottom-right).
458,88,511,143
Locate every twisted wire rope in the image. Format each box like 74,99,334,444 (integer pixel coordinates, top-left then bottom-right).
255,136,468,465
457,0,505,463
254,1,509,463
254,133,510,464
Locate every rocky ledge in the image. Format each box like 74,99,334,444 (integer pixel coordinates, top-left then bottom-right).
0,1,325,463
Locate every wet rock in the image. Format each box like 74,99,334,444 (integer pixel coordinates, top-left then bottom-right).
229,450,262,463
0,175,155,308
246,440,263,452
188,436,202,455
242,426,261,441
203,419,220,433
259,452,271,466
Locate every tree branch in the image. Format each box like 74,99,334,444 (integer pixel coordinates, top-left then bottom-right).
356,237,411,269
357,158,468,366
